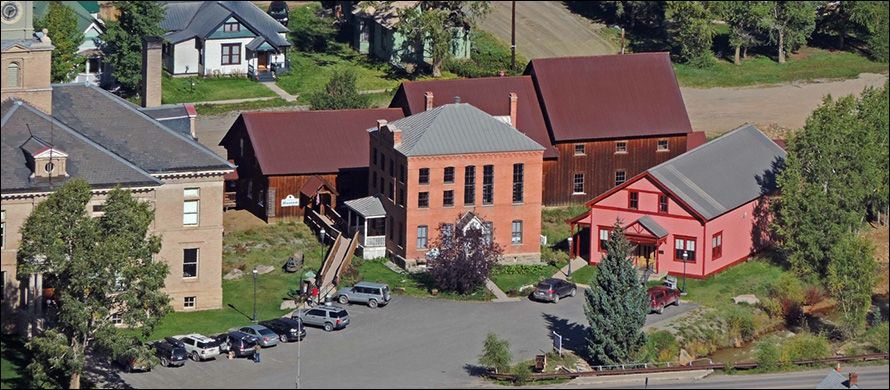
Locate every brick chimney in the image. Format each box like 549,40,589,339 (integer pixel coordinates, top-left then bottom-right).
141,36,164,108
424,91,434,111
848,372,857,388
509,93,518,128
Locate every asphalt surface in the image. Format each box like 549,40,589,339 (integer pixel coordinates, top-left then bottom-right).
116,294,697,389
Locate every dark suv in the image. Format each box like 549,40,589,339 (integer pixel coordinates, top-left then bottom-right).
150,340,188,368
267,1,289,26
531,278,577,303
215,331,258,358
259,317,307,342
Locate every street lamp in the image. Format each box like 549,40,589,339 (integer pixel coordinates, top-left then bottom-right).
252,267,258,322
567,235,573,278
319,227,326,262
296,319,301,389
681,250,688,295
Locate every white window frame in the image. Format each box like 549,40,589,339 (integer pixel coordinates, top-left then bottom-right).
511,220,523,244
183,188,200,226
183,248,199,278
184,296,196,308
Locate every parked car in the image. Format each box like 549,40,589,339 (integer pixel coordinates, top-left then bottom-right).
174,333,221,361
531,278,577,303
646,285,681,314
292,305,350,332
214,331,258,358
149,340,188,368
259,317,306,342
267,1,289,26
236,324,280,348
337,281,391,308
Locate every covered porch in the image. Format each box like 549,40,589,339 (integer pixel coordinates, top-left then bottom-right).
246,37,290,82
343,194,387,260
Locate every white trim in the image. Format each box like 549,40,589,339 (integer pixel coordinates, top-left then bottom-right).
153,169,233,179
2,186,158,199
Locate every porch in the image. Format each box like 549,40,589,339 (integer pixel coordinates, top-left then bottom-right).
343,194,388,260
246,38,290,82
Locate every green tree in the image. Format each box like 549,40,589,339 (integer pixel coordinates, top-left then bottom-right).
847,1,890,62
478,331,512,374
34,1,84,83
17,179,170,389
761,1,817,63
713,1,769,65
826,235,878,337
427,218,504,295
101,1,165,94
857,81,890,225
666,1,717,68
307,69,372,110
584,219,649,365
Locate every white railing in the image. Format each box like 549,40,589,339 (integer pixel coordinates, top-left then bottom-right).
365,235,385,248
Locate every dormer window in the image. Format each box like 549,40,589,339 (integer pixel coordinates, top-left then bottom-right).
20,136,69,182
45,162,55,173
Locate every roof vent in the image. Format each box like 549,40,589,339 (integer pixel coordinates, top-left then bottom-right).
454,96,460,104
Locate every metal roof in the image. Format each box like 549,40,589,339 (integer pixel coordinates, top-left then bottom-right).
160,1,291,47
344,194,387,218
817,370,859,389
390,76,557,159
222,109,405,175
636,215,668,238
525,52,693,142
648,124,786,220
379,103,546,157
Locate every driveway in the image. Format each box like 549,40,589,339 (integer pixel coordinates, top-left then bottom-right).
117,295,697,389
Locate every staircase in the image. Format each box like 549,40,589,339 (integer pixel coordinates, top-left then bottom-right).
317,231,360,299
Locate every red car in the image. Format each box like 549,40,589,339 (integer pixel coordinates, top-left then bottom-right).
646,286,681,314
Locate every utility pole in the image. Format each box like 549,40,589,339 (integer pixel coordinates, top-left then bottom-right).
511,1,516,71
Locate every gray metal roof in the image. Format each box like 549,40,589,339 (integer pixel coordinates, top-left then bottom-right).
139,105,193,136
648,124,786,220
344,194,387,218
161,1,291,47
817,370,859,389
2,100,162,194
636,215,668,238
50,83,233,174
377,103,546,157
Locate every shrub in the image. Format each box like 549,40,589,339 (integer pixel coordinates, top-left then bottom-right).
726,308,757,342
511,362,532,385
760,297,783,319
780,333,831,366
754,336,782,371
686,340,711,358
636,330,679,363
802,285,828,306
768,273,805,304
444,31,527,78
863,321,889,353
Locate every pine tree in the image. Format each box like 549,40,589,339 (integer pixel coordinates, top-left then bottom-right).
584,219,649,365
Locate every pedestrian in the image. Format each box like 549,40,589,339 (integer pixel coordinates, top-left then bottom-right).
310,285,319,305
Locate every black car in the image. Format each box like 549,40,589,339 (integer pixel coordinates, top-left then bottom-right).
150,340,188,367
214,331,258,358
267,1,289,26
259,317,307,342
531,278,577,303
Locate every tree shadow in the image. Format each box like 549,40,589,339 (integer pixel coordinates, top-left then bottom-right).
227,303,254,321
462,363,489,377
752,156,787,269
0,335,31,389
541,312,589,361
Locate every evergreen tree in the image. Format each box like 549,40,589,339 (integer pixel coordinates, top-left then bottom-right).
101,1,165,94
34,1,84,83
584,219,649,365
478,331,512,374
307,69,372,110
666,1,717,68
847,1,890,62
18,179,170,389
427,218,503,295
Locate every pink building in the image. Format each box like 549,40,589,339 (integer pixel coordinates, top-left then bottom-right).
569,124,786,279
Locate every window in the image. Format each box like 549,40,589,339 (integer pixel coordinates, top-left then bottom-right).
443,190,454,207
464,166,475,205
223,22,240,32
418,191,429,208
399,165,405,183
184,296,196,308
221,43,241,65
628,191,639,209
388,180,394,200
7,63,19,87
712,232,723,260
675,237,696,262
483,222,493,244
183,188,199,225
183,248,198,278
379,153,385,169
388,217,394,241
388,158,394,177
616,141,627,153
417,225,428,249
379,177,384,193
92,204,105,213
1,270,6,301
573,173,584,194
659,195,669,213
110,312,123,325
598,228,611,251
657,139,669,151
398,222,404,247
511,220,523,244
512,163,524,203
442,223,454,242
574,144,585,155
399,188,405,207
615,170,627,186
444,167,455,183
418,168,430,185
372,171,377,189
482,165,494,205
372,148,377,165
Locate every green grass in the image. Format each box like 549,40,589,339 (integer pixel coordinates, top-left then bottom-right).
542,205,588,247
357,259,493,302
674,48,889,88
567,264,598,286
193,98,302,116
1,336,28,389
161,74,277,104
676,258,784,308
490,264,562,295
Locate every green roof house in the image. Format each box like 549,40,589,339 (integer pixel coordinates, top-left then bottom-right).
33,1,106,85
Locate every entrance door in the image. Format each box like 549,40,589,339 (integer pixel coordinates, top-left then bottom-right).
634,244,657,271
257,52,268,70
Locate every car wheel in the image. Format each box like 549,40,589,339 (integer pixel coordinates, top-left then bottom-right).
280,334,287,343
368,299,378,308
674,297,681,306
553,295,560,303
324,322,333,332
338,295,349,304
161,357,169,367
569,288,576,297
657,304,664,314
189,351,199,362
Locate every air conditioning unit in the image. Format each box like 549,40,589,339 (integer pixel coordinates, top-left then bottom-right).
540,235,547,246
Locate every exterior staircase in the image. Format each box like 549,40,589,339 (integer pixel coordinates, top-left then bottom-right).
317,231,360,299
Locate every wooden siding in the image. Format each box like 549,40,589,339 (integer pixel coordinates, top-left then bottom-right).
543,135,688,206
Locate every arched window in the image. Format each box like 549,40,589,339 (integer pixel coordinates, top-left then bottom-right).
7,62,20,87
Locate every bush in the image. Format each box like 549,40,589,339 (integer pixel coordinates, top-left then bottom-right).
754,336,782,371
636,330,679,363
780,333,831,366
444,31,527,78
863,321,889,353
803,285,829,306
760,297,783,319
769,273,805,304
540,246,568,267
511,362,532,385
726,308,757,342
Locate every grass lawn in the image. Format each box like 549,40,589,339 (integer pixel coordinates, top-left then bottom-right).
161,74,276,104
194,98,302,116
490,264,561,295
674,257,784,308
1,336,28,389
567,264,598,286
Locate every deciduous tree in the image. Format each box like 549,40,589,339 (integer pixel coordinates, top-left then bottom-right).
761,1,817,63
18,179,170,389
826,235,878,337
713,1,769,65
34,1,84,83
666,1,717,68
478,331,511,374
427,218,503,295
307,69,372,110
101,1,165,94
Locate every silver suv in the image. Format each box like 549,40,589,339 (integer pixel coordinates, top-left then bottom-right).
337,281,391,308
292,305,350,332
174,334,220,362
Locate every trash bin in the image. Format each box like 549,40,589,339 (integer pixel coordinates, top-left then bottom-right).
253,352,261,363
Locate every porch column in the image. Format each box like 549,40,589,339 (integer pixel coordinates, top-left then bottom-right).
363,218,369,247
35,273,43,319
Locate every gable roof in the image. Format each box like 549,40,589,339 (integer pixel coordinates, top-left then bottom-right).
817,370,859,389
222,109,405,176
2,99,162,194
344,194,387,218
390,76,557,159
525,52,693,142
376,103,546,157
160,1,291,47
34,1,102,37
646,124,786,220
50,83,232,174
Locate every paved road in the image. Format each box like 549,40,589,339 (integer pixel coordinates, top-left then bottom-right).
117,294,696,389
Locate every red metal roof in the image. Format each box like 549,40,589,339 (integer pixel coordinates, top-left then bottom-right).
390,76,557,159
686,131,707,151
525,52,693,142
239,109,405,175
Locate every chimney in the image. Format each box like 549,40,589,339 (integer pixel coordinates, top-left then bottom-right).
848,372,857,388
454,96,460,104
141,36,164,108
185,104,198,138
377,119,387,132
509,93,518,128
424,91,434,111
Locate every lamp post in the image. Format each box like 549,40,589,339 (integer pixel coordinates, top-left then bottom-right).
252,268,258,322
567,235,573,278
319,227,326,262
681,251,688,295
296,319,301,389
